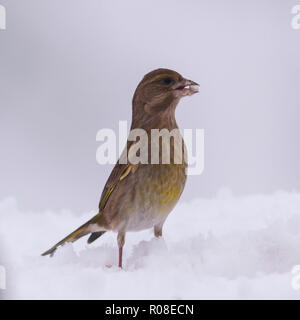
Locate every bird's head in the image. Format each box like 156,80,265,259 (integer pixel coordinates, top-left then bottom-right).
132,68,199,121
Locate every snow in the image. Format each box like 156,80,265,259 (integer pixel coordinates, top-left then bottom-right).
1,189,300,299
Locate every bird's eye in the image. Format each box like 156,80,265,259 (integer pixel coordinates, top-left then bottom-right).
162,77,173,85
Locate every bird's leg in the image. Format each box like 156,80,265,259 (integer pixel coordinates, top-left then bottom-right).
117,231,126,268
154,223,163,238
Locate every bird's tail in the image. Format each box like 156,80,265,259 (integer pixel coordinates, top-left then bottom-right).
41,215,105,257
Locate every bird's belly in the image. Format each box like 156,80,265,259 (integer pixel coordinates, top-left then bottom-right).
121,164,186,231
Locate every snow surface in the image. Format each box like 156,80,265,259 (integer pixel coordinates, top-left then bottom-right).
1,189,300,299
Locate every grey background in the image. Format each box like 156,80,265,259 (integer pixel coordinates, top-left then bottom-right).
0,0,299,213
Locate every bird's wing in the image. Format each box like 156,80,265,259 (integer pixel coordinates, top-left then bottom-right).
97,140,139,213
98,161,138,212
86,160,138,244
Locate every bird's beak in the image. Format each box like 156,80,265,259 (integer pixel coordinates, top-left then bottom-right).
172,78,200,97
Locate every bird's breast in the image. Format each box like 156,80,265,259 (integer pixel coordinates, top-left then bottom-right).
120,163,187,231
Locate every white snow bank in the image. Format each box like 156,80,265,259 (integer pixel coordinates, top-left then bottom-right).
1,189,300,299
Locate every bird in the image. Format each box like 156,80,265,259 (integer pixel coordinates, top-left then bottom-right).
42,68,199,268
